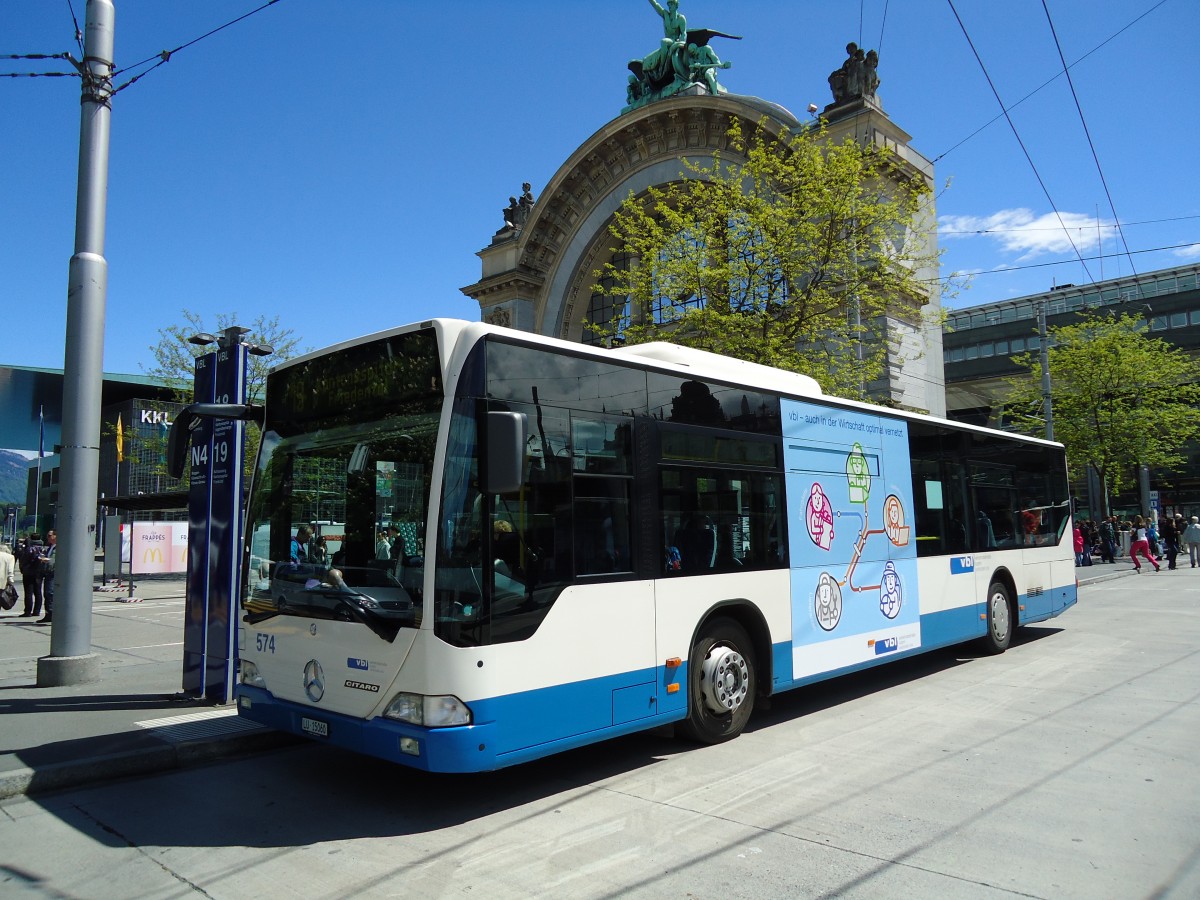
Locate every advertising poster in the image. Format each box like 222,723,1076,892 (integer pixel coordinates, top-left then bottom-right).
130,522,189,574
782,399,920,679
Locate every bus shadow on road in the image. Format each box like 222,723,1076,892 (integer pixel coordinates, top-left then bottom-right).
26,627,1067,850
747,624,1065,733
32,733,687,850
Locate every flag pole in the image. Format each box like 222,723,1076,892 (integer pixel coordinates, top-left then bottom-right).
34,405,44,533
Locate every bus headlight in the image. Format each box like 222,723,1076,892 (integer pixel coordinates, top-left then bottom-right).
383,692,472,727
240,660,266,688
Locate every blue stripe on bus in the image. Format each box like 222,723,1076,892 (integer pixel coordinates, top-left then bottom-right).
775,581,1078,692
239,664,686,772
237,580,1079,773
774,604,982,692
1019,582,1077,624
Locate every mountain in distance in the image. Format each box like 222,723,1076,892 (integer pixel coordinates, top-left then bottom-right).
0,450,31,506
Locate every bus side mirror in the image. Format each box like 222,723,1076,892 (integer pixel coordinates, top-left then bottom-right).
484,411,527,495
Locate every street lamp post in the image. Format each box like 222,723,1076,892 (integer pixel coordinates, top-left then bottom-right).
38,0,115,687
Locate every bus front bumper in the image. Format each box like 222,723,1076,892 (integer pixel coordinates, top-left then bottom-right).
234,685,499,773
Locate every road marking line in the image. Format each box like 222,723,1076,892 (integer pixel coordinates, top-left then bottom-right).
115,642,185,650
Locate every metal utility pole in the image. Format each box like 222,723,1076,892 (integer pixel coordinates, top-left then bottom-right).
38,0,115,687
1038,298,1054,442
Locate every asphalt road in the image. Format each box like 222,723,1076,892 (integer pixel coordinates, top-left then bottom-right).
1,570,1197,899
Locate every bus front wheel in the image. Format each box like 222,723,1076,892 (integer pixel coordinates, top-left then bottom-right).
679,617,756,744
982,580,1014,654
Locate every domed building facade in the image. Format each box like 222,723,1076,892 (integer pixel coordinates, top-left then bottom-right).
462,28,946,415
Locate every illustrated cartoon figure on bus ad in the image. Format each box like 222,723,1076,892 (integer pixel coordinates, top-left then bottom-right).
884,494,910,546
879,560,902,619
782,400,921,679
846,442,870,504
814,571,842,631
806,483,835,550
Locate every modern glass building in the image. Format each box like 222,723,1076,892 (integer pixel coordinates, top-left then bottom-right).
942,262,1200,519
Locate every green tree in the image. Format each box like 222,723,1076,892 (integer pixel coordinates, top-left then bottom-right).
1004,311,1200,513
144,310,302,404
590,118,938,401
139,310,305,482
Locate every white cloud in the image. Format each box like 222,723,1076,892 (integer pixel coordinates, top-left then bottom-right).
1171,243,1200,259
939,208,1116,260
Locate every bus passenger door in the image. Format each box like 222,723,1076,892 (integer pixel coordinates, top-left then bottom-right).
568,414,659,730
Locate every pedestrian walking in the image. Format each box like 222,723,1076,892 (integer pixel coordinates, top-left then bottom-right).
1174,514,1187,566
1128,515,1160,574
1160,515,1180,571
1098,516,1116,563
1182,516,1200,569
18,533,45,618
38,530,57,624
0,542,16,613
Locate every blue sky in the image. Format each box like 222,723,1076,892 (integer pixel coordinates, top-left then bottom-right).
3,0,1196,378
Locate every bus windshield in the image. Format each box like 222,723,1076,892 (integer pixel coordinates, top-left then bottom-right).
241,329,443,641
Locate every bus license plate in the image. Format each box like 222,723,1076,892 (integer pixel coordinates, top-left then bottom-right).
301,717,329,738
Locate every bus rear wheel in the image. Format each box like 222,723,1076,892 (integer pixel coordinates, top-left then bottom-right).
679,617,756,744
982,580,1014,654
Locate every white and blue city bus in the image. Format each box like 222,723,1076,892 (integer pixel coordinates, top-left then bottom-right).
233,318,1076,772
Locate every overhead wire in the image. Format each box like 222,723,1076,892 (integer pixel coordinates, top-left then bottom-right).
0,52,79,78
110,0,283,95
938,241,1199,282
65,0,84,55
946,0,1094,283
1039,0,1139,281
5,1,283,87
934,0,1168,163
941,214,1200,236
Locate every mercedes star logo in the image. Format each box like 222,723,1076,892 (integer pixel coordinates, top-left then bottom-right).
303,659,325,703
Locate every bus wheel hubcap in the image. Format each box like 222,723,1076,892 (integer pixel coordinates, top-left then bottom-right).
991,593,1010,640
700,645,749,714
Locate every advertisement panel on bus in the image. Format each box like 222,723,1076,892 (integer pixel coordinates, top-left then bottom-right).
783,399,920,678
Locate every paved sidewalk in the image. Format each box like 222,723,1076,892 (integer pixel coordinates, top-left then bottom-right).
0,571,296,801
0,561,1137,802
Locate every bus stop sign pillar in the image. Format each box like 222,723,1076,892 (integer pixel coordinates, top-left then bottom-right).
182,328,248,704
182,352,215,696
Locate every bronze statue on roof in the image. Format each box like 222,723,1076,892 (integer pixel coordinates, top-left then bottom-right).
828,42,881,105
624,0,740,112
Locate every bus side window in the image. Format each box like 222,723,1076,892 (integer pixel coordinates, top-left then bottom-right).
660,466,783,574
